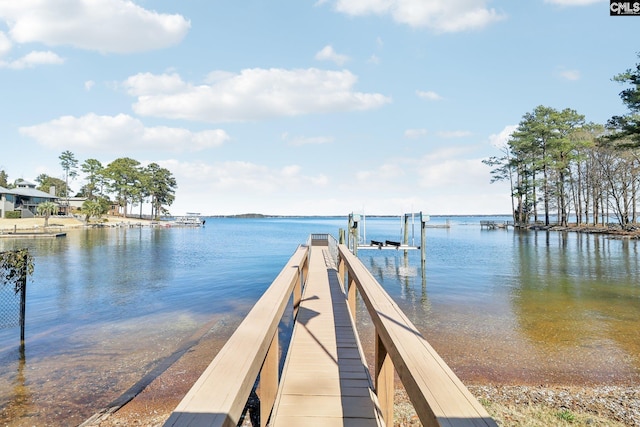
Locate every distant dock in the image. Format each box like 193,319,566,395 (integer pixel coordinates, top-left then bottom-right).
480,220,508,230
0,232,66,239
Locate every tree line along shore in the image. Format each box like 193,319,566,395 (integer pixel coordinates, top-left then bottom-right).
484,54,640,230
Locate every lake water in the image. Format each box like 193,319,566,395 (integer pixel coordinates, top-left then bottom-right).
1,216,639,425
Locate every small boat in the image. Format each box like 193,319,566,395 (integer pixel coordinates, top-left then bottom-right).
173,213,205,226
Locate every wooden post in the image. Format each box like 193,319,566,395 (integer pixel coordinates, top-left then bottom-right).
403,214,410,256
403,214,409,246
293,266,302,318
352,222,358,256
347,272,356,321
259,333,279,427
421,217,426,267
375,333,394,426
302,257,308,292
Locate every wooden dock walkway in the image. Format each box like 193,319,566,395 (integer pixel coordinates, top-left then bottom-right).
164,234,497,427
269,246,384,426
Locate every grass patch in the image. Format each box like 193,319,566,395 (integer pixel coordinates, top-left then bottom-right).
556,409,576,422
481,401,626,427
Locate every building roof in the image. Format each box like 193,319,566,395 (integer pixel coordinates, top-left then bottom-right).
0,184,59,200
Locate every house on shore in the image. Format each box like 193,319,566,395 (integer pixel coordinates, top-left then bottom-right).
0,179,60,218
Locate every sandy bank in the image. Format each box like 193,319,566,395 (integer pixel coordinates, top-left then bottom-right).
0,216,155,233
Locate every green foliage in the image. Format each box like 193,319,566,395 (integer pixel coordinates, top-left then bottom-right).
104,157,141,217
556,409,576,422
9,151,178,220
485,105,586,226
608,53,640,146
145,163,177,219
80,158,105,200
59,150,78,200
5,211,21,219
35,174,68,196
37,201,58,227
0,169,8,187
0,249,33,293
36,201,57,216
82,199,108,221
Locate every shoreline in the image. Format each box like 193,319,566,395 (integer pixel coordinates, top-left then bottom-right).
0,216,156,234
2,216,640,237
88,327,640,427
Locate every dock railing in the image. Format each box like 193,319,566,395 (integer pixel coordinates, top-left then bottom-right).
163,244,309,427
337,244,497,427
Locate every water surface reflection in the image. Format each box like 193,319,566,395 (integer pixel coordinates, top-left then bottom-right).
357,221,640,385
0,217,638,425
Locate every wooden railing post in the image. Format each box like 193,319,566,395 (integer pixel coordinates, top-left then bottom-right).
293,265,302,318
375,332,394,426
259,333,279,427
347,271,356,321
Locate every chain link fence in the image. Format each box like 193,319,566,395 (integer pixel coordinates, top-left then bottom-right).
0,250,29,341
0,279,22,328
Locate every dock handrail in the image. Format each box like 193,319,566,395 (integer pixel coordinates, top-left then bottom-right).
164,245,309,427
337,244,497,427
307,233,339,266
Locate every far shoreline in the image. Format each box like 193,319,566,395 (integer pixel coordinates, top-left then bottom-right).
0,215,155,233
3,214,639,240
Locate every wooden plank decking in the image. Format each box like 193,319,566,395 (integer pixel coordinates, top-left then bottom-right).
269,247,385,427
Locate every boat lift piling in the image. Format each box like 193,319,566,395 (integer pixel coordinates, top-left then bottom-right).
346,212,429,266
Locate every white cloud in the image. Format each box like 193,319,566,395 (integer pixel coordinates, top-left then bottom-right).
345,144,512,215
84,80,95,91
0,31,11,57
416,148,489,189
489,125,517,149
558,69,581,81
124,72,188,96
169,159,330,199
544,0,602,5
332,0,506,32
315,45,350,66
418,157,488,189
19,113,229,152
167,159,335,215
124,68,391,123
417,90,443,101
2,50,64,69
282,132,335,146
404,128,427,139
161,142,511,216
0,0,190,54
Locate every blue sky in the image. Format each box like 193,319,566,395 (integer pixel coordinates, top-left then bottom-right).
0,0,637,216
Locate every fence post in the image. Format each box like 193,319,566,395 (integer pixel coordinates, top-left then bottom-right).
20,265,26,344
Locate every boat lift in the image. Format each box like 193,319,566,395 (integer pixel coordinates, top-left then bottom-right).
344,212,429,265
